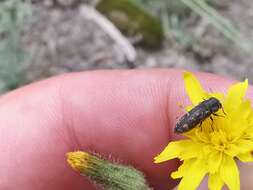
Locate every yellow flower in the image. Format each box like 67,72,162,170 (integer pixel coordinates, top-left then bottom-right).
154,72,253,190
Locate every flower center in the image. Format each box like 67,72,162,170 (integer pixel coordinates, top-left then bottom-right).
196,129,231,153
215,140,228,152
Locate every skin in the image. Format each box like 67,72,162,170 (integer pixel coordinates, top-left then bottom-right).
0,69,253,190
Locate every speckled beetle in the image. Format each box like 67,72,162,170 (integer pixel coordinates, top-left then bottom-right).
174,97,224,133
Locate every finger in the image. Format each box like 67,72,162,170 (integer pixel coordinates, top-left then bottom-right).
0,69,246,190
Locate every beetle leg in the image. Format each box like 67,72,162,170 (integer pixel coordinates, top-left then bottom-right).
213,113,225,118
199,121,203,131
221,107,226,116
210,116,214,131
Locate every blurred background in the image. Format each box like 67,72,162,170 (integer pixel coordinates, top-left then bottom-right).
0,0,253,93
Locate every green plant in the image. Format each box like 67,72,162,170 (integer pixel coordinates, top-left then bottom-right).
133,0,251,53
67,151,151,190
0,0,31,92
180,0,250,52
96,0,164,49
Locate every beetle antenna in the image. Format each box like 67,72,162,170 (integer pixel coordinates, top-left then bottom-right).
177,102,187,113
208,87,214,93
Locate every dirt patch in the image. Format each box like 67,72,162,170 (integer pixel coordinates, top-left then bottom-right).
21,1,253,84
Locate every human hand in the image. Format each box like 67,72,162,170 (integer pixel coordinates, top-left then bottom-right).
1,69,252,190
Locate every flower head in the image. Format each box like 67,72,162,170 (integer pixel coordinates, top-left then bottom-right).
154,72,253,190
66,151,151,190
67,151,90,173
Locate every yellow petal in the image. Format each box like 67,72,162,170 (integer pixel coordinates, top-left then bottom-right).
236,100,251,119
185,105,193,112
237,152,253,162
207,151,222,174
154,140,192,163
227,118,248,140
183,72,208,105
208,173,224,190
248,112,253,126
225,144,242,157
235,139,253,154
171,159,192,179
194,128,211,143
227,100,251,137
220,155,240,190
244,125,253,136
224,79,248,111
229,100,251,123
209,92,224,101
180,142,203,160
178,158,207,190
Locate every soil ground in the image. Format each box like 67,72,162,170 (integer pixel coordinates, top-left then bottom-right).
21,0,253,84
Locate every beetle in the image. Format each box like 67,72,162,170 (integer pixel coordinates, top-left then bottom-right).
174,97,224,133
